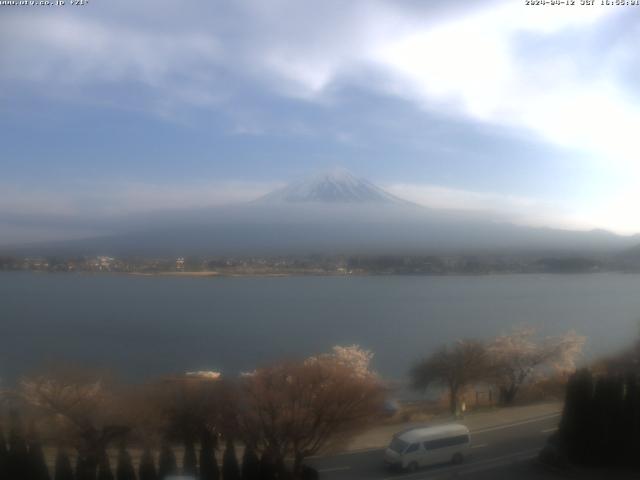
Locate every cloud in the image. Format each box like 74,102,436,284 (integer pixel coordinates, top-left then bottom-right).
0,179,283,245
0,4,629,113
386,181,640,236
0,222,103,246
588,188,640,236
4,1,638,165
366,3,640,177
385,183,592,231
0,180,279,218
0,8,223,115
3,0,640,234
105,181,280,214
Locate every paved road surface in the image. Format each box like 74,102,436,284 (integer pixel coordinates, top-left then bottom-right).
309,412,560,479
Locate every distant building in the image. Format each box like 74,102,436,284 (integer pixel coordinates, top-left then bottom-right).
185,370,221,380
91,256,115,271
24,257,49,270
176,257,185,271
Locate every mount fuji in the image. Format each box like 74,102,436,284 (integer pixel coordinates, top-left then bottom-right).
257,168,409,205
7,169,639,257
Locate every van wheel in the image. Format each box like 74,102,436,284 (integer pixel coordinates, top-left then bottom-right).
452,452,464,464
406,461,418,473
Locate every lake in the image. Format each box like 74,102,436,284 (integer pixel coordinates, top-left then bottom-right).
1,272,639,384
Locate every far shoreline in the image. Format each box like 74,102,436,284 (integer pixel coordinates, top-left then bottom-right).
4,269,640,279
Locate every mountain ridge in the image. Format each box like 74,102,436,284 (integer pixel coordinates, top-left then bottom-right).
3,170,639,257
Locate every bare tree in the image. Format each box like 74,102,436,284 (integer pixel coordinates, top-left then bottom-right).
239,356,384,479
411,340,488,414
487,327,585,404
139,373,230,446
19,369,129,478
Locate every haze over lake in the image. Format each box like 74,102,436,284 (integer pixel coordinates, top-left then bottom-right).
1,272,639,384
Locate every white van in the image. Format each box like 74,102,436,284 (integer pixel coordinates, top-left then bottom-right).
384,424,471,472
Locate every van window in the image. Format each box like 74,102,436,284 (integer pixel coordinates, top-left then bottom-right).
405,443,420,453
389,437,409,454
423,434,469,450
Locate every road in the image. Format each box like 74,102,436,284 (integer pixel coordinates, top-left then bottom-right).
308,412,561,479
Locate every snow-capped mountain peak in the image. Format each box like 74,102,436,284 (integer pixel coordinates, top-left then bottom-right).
257,168,408,204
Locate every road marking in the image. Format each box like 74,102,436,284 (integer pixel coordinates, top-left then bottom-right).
472,412,560,434
307,447,382,459
381,448,541,480
459,449,539,476
471,443,488,449
318,466,351,473
311,411,560,464
462,447,540,469
541,427,557,433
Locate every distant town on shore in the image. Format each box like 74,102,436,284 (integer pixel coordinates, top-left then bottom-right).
2,252,640,276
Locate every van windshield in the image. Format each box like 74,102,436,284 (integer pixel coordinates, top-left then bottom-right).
389,437,409,454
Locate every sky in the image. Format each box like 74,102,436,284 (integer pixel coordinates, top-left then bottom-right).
2,0,640,244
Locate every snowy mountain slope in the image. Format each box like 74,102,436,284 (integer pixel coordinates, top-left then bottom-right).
257,168,410,204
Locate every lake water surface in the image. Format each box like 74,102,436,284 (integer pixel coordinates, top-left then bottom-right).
1,272,639,383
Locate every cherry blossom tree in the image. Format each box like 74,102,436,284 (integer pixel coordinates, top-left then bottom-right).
305,344,375,379
487,327,585,404
239,356,384,479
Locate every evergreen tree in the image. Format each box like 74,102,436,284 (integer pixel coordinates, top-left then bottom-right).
115,447,136,480
559,371,636,467
75,451,98,480
199,431,219,480
591,375,617,465
53,450,74,480
627,373,640,466
157,443,177,479
258,450,276,480
96,451,114,480
240,446,260,480
222,441,240,480
182,437,197,477
7,411,30,479
0,426,8,480
299,465,318,480
137,448,156,480
559,369,594,465
274,457,291,480
27,425,51,480
608,375,626,465
75,454,84,480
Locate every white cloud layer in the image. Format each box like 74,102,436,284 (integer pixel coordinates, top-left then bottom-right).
385,183,592,232
0,178,591,232
0,181,279,217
